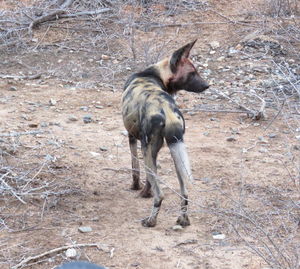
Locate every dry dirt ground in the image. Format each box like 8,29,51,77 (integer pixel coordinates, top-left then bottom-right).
0,1,299,269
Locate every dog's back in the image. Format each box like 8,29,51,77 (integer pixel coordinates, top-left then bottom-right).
122,67,185,145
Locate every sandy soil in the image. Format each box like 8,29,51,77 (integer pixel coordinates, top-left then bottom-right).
0,1,299,269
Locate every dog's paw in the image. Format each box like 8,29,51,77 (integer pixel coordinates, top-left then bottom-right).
176,215,190,227
139,187,152,198
141,217,157,227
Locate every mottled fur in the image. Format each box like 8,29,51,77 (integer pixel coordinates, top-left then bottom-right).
122,40,209,227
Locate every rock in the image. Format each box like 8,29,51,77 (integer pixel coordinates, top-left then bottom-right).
65,248,77,258
68,115,78,122
209,41,220,50
90,152,101,158
209,50,216,55
78,226,92,233
259,148,268,153
172,225,183,231
226,136,236,142
83,115,92,124
293,145,300,150
80,106,89,111
40,122,48,127
212,233,226,240
101,54,110,60
268,133,277,138
8,86,17,91
28,123,38,128
126,67,132,71
121,130,128,136
210,117,218,121
100,147,108,152
217,56,225,62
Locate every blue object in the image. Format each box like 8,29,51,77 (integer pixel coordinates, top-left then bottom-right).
56,261,106,269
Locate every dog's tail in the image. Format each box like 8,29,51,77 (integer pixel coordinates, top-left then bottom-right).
164,113,193,185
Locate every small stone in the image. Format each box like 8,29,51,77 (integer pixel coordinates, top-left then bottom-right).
209,50,216,55
259,148,268,153
121,130,128,136
49,99,57,106
212,233,226,240
78,226,92,233
172,225,183,231
80,106,89,111
217,56,225,62
126,67,132,71
40,122,48,127
83,115,92,124
101,54,110,60
90,152,101,158
68,115,78,122
226,136,236,142
293,145,300,150
100,147,108,152
8,86,17,91
253,123,260,127
95,105,104,109
268,133,277,138
65,248,77,258
210,117,218,121
209,41,220,50
28,123,38,128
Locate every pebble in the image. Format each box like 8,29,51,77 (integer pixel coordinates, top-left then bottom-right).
40,122,48,127
268,133,277,138
226,136,236,142
217,56,225,62
8,86,17,91
101,54,110,60
68,115,78,122
80,106,89,111
78,226,92,233
121,130,128,136
65,248,77,258
209,41,220,49
100,147,108,152
83,115,92,124
28,123,38,128
90,152,101,158
259,148,268,153
212,233,226,240
172,225,183,231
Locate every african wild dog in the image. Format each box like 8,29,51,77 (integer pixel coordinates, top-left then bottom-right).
122,40,209,227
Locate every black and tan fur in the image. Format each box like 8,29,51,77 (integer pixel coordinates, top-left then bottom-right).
122,40,209,227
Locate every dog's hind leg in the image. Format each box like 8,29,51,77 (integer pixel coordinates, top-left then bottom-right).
168,141,192,227
140,115,165,227
129,134,141,190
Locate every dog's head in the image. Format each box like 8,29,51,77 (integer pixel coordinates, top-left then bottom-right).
158,40,209,94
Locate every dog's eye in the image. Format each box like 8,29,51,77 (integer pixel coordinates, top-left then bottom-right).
188,72,197,80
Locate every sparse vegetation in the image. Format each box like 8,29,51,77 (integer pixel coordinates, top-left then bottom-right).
0,0,299,268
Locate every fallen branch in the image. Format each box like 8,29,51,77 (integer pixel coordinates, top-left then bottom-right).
182,108,250,114
211,89,266,120
0,130,45,137
0,73,42,80
12,243,102,269
28,8,111,33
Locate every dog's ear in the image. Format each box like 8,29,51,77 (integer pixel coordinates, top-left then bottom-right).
170,40,197,73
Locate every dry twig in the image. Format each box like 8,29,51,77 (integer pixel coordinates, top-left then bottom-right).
12,243,103,269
